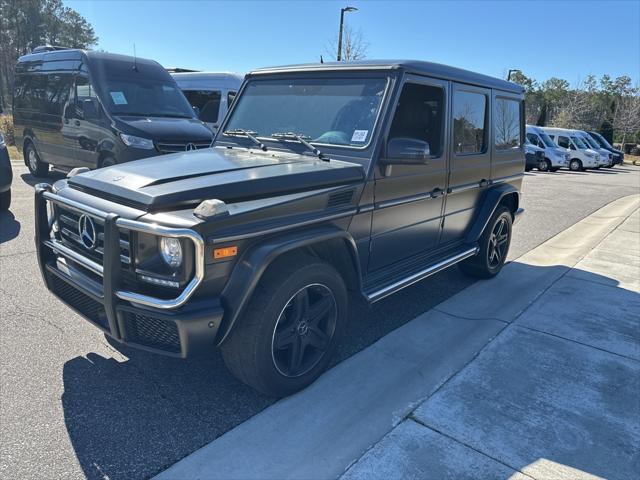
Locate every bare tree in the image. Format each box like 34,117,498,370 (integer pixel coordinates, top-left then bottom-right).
613,89,640,147
327,24,368,61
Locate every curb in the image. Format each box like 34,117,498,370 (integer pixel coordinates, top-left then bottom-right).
154,194,640,480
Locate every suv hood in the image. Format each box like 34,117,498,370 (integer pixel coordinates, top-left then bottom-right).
68,147,365,212
114,115,213,143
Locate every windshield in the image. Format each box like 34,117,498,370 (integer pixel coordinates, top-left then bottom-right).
98,72,196,118
582,135,599,149
571,136,588,149
224,77,388,148
538,132,556,148
591,132,612,148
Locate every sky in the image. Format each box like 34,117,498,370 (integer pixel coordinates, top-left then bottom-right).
67,0,640,85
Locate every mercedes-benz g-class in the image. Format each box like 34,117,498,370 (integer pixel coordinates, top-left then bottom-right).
35,60,524,397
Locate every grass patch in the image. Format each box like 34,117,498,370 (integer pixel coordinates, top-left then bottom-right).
624,154,640,166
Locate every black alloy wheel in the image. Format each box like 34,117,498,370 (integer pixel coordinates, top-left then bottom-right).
487,216,509,269
271,284,337,378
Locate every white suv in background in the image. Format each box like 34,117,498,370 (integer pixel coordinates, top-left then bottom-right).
526,125,569,172
576,131,613,167
542,127,600,171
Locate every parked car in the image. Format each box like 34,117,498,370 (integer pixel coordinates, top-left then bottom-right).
575,131,613,167
171,72,243,133
587,131,624,166
34,60,524,397
524,138,545,171
0,132,11,210
13,46,213,177
542,127,600,171
525,125,569,171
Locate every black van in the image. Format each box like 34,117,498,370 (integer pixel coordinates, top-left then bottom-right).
13,47,213,176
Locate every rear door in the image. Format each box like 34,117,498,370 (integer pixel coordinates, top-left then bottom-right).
441,83,490,244
369,75,448,271
491,93,524,181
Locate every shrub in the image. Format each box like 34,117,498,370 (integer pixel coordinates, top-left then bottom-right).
0,115,15,146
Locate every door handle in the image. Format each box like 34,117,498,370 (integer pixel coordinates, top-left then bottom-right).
430,187,444,199
479,179,490,188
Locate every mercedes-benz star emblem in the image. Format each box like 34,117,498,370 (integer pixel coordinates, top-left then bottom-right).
185,143,197,152
78,215,97,250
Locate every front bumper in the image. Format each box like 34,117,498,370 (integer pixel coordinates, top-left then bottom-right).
35,185,224,358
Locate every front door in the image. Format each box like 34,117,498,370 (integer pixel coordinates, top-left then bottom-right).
441,83,490,244
369,76,448,272
67,73,102,168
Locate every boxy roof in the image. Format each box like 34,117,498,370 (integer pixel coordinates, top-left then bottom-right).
249,59,523,93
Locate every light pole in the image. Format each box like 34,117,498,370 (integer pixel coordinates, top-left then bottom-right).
337,6,358,61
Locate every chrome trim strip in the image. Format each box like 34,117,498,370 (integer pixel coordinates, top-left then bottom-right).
44,239,104,276
358,204,375,213
492,173,524,184
210,210,356,244
366,247,479,303
376,192,432,209
448,183,479,195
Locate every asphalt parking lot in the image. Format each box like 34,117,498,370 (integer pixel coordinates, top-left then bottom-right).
1,162,639,480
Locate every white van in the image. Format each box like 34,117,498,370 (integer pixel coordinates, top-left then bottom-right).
525,125,570,172
542,127,601,171
575,131,613,167
171,72,244,133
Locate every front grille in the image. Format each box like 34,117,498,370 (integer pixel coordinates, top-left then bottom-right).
56,206,131,269
50,275,109,330
122,312,181,353
155,142,211,155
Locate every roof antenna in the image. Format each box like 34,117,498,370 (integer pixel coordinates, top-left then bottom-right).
132,43,138,72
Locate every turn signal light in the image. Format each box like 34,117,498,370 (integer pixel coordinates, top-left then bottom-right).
214,246,238,259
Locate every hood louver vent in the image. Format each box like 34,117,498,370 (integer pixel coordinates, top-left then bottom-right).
327,189,354,208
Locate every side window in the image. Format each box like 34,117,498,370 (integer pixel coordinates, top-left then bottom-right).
526,133,541,147
557,136,571,149
228,91,237,107
74,75,98,118
494,98,521,150
388,82,444,157
183,90,221,123
453,90,487,154
44,73,72,115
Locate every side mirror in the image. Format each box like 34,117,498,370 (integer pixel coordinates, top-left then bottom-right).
570,144,576,150
193,105,200,117
383,137,431,165
82,99,99,119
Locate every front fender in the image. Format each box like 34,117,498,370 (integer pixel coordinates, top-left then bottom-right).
216,226,361,345
465,184,520,243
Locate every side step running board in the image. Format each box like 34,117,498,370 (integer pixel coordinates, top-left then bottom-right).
365,246,479,303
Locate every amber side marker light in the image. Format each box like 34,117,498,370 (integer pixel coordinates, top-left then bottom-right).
214,246,238,259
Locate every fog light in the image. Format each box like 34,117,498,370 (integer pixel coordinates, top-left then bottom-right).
139,274,180,289
160,237,183,269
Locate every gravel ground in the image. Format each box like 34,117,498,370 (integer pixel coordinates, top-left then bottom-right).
1,162,638,480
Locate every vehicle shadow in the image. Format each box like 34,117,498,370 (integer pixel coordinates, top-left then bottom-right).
20,171,65,188
0,210,20,244
59,263,638,480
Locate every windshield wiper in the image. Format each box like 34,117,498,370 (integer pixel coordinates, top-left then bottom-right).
222,128,267,151
271,132,328,161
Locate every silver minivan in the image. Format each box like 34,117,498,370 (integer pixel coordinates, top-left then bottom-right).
171,72,244,133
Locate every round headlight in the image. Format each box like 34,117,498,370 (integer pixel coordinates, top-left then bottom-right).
160,237,183,269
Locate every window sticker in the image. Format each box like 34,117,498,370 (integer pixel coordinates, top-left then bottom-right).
351,130,368,142
110,91,127,105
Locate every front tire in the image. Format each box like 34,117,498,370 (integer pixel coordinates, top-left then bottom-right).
221,255,348,397
569,159,582,172
459,206,512,279
0,189,10,211
25,142,48,177
538,159,551,172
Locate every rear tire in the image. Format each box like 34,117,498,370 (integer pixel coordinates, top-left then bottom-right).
0,189,10,211
221,255,348,397
25,142,48,177
569,159,582,172
459,206,512,279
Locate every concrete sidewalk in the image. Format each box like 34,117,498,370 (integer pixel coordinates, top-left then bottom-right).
155,195,640,480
